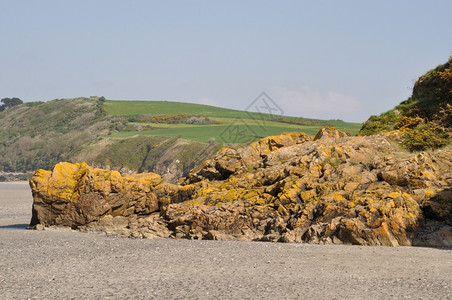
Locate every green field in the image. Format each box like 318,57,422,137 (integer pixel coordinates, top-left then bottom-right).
105,100,246,117
105,100,362,144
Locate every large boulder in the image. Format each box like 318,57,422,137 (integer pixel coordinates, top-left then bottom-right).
29,162,192,238
29,129,452,247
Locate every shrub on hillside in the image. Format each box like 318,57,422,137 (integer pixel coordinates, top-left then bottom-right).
394,116,424,130
359,110,400,136
401,122,450,152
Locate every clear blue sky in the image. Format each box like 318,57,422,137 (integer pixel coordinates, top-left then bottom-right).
1,0,451,122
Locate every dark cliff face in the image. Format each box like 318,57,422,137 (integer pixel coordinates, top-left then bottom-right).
360,57,452,145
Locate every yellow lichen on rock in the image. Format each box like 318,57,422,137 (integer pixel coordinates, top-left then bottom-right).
29,169,52,197
248,132,312,157
43,162,89,202
29,127,452,247
123,172,162,192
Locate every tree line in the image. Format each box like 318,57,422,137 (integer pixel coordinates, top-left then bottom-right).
0,97,23,112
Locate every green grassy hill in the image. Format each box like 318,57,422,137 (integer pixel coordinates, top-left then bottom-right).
104,100,361,143
0,96,360,181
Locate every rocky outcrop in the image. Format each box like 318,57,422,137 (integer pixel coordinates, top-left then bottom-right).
29,128,452,247
29,162,193,238
360,57,451,151
183,132,313,183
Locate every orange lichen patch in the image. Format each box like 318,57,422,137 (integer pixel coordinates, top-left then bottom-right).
278,187,301,205
385,192,401,199
91,168,123,195
333,145,344,157
248,194,274,206
343,182,359,193
250,132,312,155
30,161,165,203
314,127,350,141
378,200,396,216
29,169,52,196
300,190,317,202
44,162,89,202
123,172,162,192
320,146,332,158
373,220,399,246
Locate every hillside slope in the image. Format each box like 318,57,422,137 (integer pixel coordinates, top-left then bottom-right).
0,97,115,172
360,57,452,150
0,97,220,182
1,97,360,181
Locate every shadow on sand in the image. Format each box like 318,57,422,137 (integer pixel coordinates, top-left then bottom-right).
0,223,29,230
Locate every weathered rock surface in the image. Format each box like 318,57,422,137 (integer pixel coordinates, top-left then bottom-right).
29,162,193,238
29,128,452,247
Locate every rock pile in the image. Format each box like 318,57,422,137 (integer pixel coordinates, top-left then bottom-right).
29,128,452,247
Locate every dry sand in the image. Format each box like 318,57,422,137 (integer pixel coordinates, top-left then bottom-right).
0,182,451,299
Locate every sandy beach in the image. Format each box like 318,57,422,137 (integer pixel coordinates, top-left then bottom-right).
0,182,451,299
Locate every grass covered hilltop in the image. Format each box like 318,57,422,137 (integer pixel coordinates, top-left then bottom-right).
360,56,452,151
0,95,359,181
103,99,360,142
